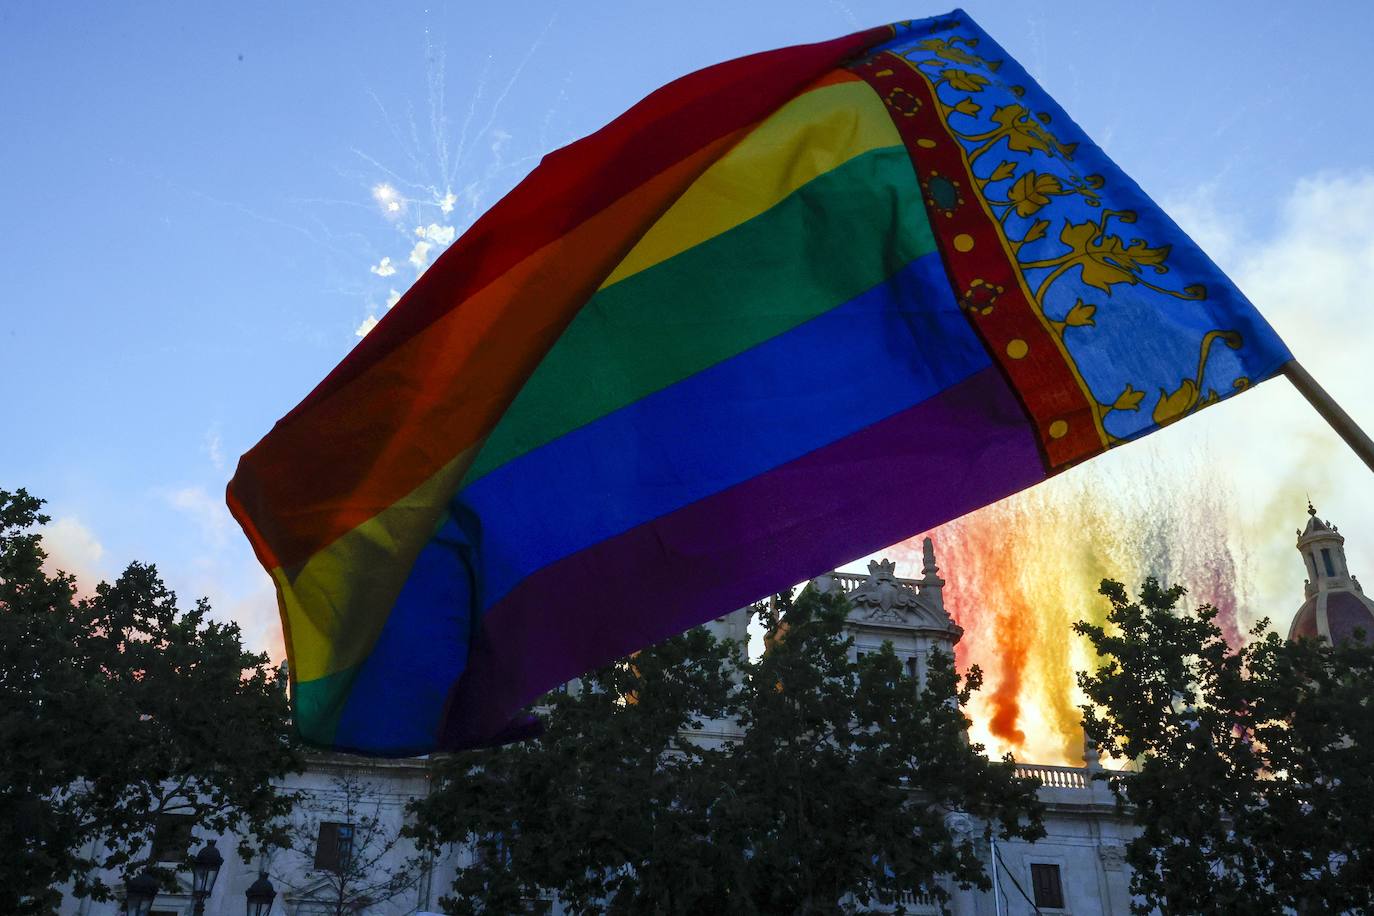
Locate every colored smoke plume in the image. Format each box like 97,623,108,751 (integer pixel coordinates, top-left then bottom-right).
880,446,1259,765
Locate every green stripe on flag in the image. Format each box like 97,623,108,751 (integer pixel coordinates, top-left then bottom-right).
463,146,935,486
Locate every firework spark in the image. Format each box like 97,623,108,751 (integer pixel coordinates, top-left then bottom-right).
351,11,561,339
371,182,405,217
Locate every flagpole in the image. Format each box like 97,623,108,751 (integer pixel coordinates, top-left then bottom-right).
1282,360,1374,474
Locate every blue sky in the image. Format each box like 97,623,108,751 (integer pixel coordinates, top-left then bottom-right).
4,0,1374,655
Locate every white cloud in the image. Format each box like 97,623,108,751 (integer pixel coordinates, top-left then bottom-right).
166,486,233,549
408,240,433,270
204,424,225,472
164,552,285,661
226,574,286,663
385,289,401,309
1160,183,1242,269
414,223,456,246
1210,174,1374,614
40,516,106,588
369,256,396,277
438,190,457,214
355,315,379,337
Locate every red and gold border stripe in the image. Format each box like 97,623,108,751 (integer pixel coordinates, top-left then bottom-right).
850,51,1105,470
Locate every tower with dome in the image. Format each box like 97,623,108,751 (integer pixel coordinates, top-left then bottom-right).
1289,502,1374,644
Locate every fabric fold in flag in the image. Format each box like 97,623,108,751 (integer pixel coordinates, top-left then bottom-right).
229,8,1292,755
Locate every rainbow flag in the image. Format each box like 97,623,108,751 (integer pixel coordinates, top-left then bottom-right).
228,9,1290,754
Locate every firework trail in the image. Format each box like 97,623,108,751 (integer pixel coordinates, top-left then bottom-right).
349,7,563,337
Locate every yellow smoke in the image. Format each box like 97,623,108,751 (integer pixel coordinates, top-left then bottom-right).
879,444,1261,765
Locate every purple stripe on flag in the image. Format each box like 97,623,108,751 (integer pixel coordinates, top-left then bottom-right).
439,365,1046,749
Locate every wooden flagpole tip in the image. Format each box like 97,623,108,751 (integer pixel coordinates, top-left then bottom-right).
1281,359,1374,474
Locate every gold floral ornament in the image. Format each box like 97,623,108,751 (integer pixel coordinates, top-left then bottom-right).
1048,299,1096,338
1152,330,1244,426
961,104,1079,165
1007,171,1063,217
1111,384,1145,412
916,36,1001,71
1153,380,1199,426
893,27,1246,448
1066,173,1106,209
1063,300,1096,327
987,160,1017,183
951,97,982,118
1059,218,1168,292
1022,212,1206,302
941,68,988,92
1020,219,1050,245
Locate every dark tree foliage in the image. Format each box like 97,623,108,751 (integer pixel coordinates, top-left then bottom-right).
731,587,1043,913
410,623,740,915
1076,578,1374,915
409,585,1043,915
0,488,301,914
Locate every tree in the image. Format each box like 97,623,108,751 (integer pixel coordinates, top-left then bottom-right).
410,622,740,915
0,488,301,913
1076,578,1374,915
275,767,422,916
728,586,1043,913
408,585,1044,914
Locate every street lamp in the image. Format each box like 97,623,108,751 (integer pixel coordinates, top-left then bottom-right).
245,871,277,916
123,872,159,916
189,840,224,915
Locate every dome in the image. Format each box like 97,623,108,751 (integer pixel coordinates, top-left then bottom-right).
1288,591,1374,644
1289,503,1374,644
1289,596,1320,641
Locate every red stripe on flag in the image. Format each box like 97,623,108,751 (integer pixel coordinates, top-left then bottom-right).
230,26,894,570
287,25,895,421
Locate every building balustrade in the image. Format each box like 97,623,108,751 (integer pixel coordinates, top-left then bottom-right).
1014,763,1091,790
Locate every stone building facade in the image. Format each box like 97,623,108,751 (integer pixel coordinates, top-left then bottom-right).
62,507,1357,915
802,541,1138,915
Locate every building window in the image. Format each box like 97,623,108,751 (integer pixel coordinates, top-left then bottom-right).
151,813,193,863
314,822,355,871
476,833,513,870
1030,862,1065,909
1322,548,1336,577
906,657,918,679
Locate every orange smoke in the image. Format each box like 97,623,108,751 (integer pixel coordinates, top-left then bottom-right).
877,451,1256,765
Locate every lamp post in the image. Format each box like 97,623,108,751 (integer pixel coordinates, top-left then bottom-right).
189,840,224,916
245,871,277,916
123,872,159,916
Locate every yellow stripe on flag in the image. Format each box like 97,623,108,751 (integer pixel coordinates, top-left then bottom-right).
601,77,902,288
